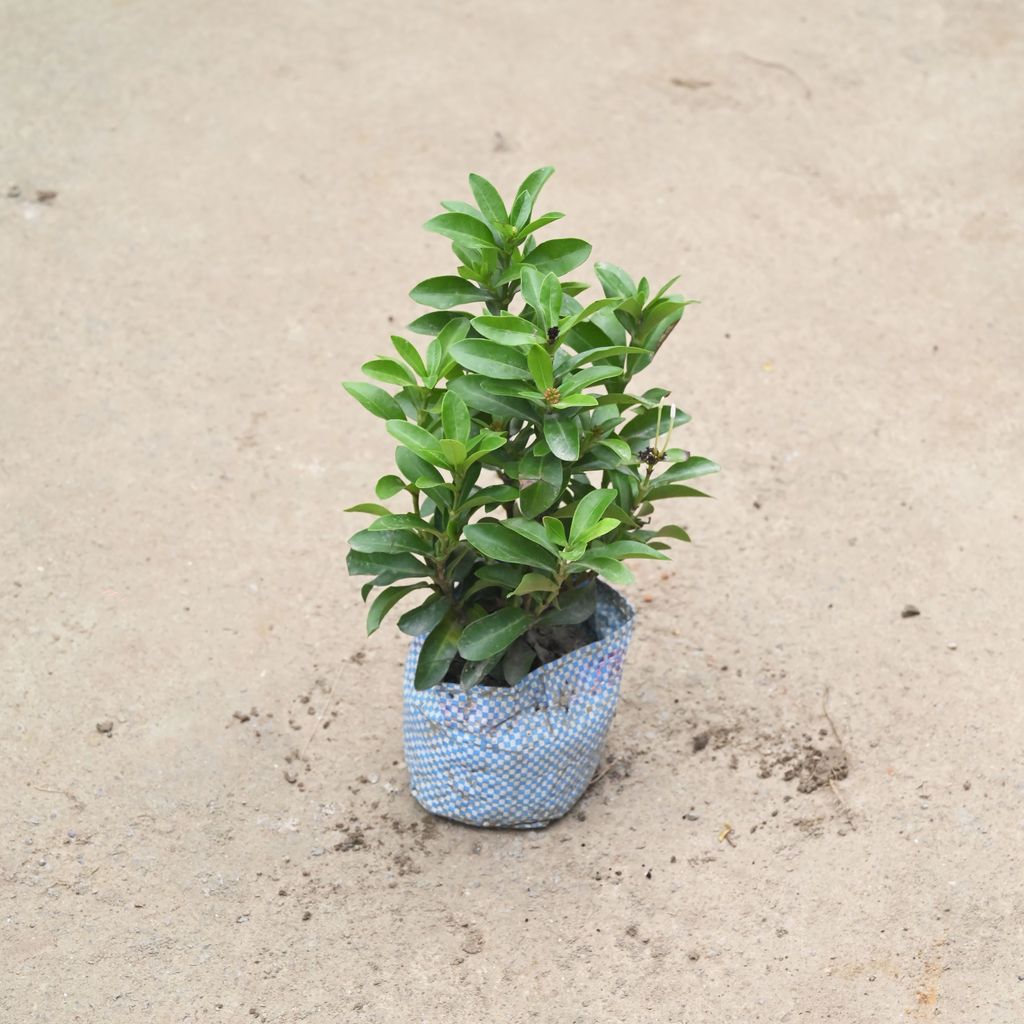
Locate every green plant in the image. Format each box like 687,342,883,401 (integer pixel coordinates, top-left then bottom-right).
345,167,718,690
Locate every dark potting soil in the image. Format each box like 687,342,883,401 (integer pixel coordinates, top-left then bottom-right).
445,615,599,688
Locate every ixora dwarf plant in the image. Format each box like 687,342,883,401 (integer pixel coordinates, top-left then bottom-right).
344,167,717,827
345,167,717,692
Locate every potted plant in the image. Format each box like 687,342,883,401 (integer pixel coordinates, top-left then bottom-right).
344,167,717,828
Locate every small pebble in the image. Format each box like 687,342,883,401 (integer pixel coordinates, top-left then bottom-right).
96,720,114,734
302,910,312,921
311,847,325,857
947,641,958,650
901,604,920,618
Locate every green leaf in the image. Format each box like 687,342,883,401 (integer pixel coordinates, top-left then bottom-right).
463,432,507,466
519,265,544,315
423,212,496,249
543,516,567,548
570,488,616,544
395,446,444,487
574,554,635,585
343,382,405,421
543,415,581,461
366,584,429,636
559,297,624,335
539,273,562,330
527,345,554,392
644,483,712,501
514,211,565,240
503,517,557,552
509,189,534,231
409,276,487,309
560,365,622,396
523,238,592,277
367,513,438,533
460,654,503,689
448,376,536,422
414,610,462,689
375,474,406,499
464,523,558,571
362,358,416,388
399,594,451,638
387,336,426,380
508,572,559,597
468,172,508,227
386,421,447,464
408,310,471,336
450,339,531,379
455,484,519,511
441,391,470,442
539,580,596,626
515,166,555,219
349,528,432,556
597,438,632,462
618,405,691,445
471,314,543,346
345,502,392,516
655,524,691,542
596,540,669,560
346,549,428,583
575,517,619,546
438,438,467,467
654,456,720,484
594,262,637,298
502,638,537,685
518,454,563,518
458,607,532,661
554,394,598,409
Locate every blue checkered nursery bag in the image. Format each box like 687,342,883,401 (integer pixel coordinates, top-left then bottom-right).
402,584,634,828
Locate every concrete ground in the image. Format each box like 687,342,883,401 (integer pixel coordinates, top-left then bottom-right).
2,1,1022,1021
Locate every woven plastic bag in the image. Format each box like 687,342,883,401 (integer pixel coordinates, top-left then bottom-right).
402,584,634,828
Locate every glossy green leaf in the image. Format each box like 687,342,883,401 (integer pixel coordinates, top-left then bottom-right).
569,488,616,544
574,553,635,585
458,607,532,661
362,358,416,388
471,315,543,346
409,276,487,310
515,211,565,240
456,484,519,511
596,540,669,560
507,572,559,597
375,474,406,499
523,238,592,277
408,310,471,336
349,528,432,556
594,261,637,298
367,513,438,534
441,391,470,442
423,212,496,249
644,483,712,501
502,638,537,685
448,376,537,422
345,502,391,516
539,580,596,626
346,549,428,583
450,339,531,379
464,522,558,571
655,525,691,543
654,456,720,484
543,415,580,461
518,454,563,518
366,584,429,636
468,172,508,227
414,610,462,689
539,273,562,330
399,594,451,638
527,345,554,392
386,420,447,464
344,382,405,421
543,516,567,548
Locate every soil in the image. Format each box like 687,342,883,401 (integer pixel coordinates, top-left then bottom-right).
3,3,1023,1022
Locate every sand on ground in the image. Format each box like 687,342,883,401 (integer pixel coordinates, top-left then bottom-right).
2,2,1022,1021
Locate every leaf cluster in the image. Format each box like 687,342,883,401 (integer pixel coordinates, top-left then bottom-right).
345,167,717,690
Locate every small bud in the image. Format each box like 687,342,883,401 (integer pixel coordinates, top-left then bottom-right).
547,326,560,342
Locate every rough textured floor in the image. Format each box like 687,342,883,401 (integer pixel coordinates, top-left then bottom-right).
2,2,1022,1021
